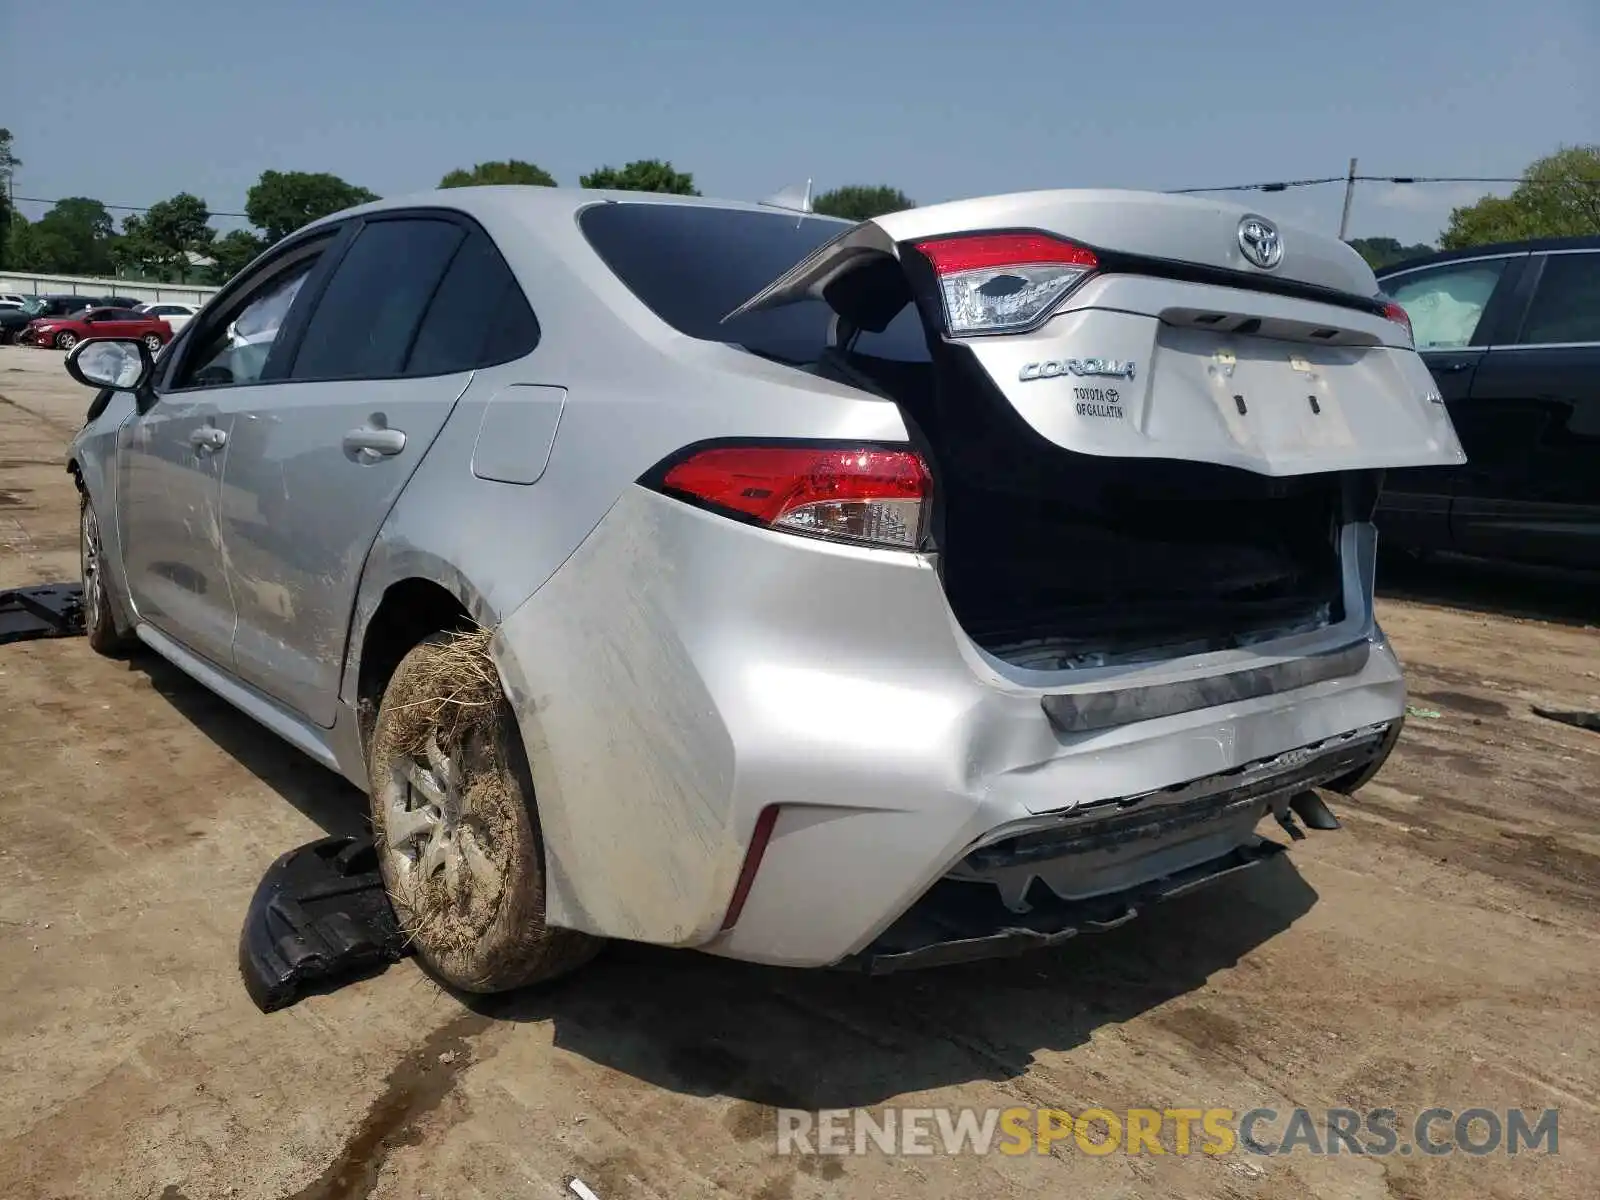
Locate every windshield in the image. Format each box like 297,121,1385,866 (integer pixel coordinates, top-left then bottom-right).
22,298,46,315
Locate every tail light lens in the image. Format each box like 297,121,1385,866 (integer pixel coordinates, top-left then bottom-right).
1381,299,1414,346
659,445,932,550
913,232,1098,336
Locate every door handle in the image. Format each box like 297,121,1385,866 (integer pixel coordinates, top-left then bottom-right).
1433,361,1474,374
188,426,227,453
343,426,407,458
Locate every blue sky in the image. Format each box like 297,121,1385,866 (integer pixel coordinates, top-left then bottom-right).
2,0,1595,246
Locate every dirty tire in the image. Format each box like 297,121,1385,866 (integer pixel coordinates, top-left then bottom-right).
368,631,600,992
55,330,78,351
79,494,132,655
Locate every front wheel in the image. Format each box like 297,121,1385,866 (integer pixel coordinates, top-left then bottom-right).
142,333,163,354
368,632,601,992
79,494,133,654
55,331,78,351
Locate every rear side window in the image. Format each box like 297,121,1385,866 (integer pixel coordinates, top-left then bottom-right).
1517,252,1600,345
291,218,466,380
1380,259,1508,349
406,227,539,375
579,202,848,365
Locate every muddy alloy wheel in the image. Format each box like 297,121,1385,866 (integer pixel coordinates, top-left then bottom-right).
143,333,163,354
79,495,130,654
367,632,600,992
55,331,77,351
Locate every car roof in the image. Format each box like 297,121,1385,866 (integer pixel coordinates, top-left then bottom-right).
1376,234,1600,276
299,185,850,237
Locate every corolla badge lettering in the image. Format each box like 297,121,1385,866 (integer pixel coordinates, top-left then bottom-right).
1019,358,1137,382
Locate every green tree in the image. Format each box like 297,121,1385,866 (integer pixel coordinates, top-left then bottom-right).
13,197,117,274
1347,236,1434,270
440,160,557,188
209,229,266,284
139,192,214,281
812,184,915,221
110,213,163,278
0,128,19,268
1440,145,1600,249
579,159,698,195
245,170,379,243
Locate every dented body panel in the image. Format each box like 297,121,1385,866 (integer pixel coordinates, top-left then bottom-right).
494,487,1405,964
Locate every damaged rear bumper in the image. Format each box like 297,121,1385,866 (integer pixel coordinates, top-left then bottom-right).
839,721,1392,972
838,838,1286,974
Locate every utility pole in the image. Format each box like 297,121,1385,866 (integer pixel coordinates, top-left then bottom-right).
1337,157,1358,241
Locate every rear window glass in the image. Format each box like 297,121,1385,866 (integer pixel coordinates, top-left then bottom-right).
579,202,861,365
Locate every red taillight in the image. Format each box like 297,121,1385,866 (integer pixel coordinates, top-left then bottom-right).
912,231,1098,336
720,805,779,931
1381,299,1414,346
915,233,1099,275
660,445,932,550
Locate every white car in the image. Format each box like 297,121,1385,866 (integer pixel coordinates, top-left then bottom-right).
0,293,28,309
135,301,201,333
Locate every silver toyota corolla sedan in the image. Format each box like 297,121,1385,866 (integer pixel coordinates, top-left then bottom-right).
62,185,1463,991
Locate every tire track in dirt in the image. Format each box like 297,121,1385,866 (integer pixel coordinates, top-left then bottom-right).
0,391,81,439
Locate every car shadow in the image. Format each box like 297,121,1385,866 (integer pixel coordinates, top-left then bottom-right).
1376,549,1600,629
126,649,369,837
457,852,1318,1110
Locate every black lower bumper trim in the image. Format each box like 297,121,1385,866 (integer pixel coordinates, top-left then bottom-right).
836,838,1286,975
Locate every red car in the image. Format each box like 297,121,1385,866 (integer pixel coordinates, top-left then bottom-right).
21,306,172,354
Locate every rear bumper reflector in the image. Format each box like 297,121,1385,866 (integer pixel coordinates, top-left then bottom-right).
720,805,780,931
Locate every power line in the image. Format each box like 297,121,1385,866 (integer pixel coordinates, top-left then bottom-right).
1168,174,1600,195
13,195,250,218
1167,176,1344,194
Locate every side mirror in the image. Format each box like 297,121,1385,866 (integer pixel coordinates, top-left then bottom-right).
66,338,153,394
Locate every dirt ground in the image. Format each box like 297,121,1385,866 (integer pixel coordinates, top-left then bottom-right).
1,343,1597,1200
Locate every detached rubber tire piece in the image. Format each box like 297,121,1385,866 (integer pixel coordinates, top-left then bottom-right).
367,633,600,992
79,494,133,655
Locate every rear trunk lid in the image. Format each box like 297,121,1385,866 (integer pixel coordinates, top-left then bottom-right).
730,189,1465,478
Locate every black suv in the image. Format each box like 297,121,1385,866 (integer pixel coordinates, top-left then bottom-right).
1376,236,1600,571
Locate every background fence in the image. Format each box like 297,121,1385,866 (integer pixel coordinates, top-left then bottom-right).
0,271,219,306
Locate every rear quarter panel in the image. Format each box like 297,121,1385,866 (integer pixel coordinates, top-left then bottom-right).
339,206,908,711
